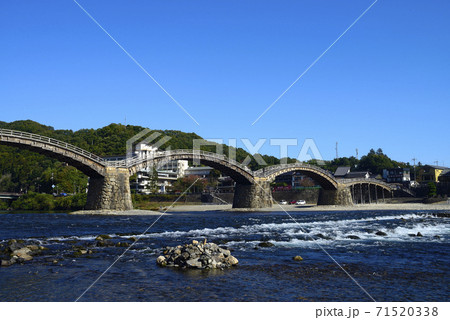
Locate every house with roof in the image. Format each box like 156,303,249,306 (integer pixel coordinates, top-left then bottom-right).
418,165,450,183
344,171,370,179
334,166,351,178
383,168,411,183
438,171,450,183
334,166,370,180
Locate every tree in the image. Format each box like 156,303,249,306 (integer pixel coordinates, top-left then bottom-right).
321,156,359,173
428,182,437,198
172,175,207,193
299,178,316,187
359,148,397,175
149,167,159,193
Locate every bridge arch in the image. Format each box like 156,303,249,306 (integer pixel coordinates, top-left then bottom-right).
128,150,255,184
0,129,107,177
254,163,338,190
0,129,134,210
338,179,394,192
338,179,394,204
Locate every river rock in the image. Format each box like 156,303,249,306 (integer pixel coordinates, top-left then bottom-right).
115,242,130,248
416,232,423,237
156,256,167,266
1,258,16,267
224,256,239,266
186,258,202,268
7,239,24,252
315,233,332,240
258,242,275,248
96,240,113,247
12,247,33,262
26,245,40,251
293,256,303,261
157,240,238,269
347,235,360,240
95,234,112,241
375,231,387,236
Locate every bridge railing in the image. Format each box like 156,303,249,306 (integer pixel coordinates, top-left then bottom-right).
254,162,335,180
0,128,107,165
337,177,392,189
123,149,254,173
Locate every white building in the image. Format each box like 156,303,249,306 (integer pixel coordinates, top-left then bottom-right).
106,142,216,194
133,142,195,194
185,166,213,177
135,142,158,159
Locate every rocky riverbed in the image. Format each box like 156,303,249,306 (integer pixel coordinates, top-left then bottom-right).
157,240,238,269
0,239,48,266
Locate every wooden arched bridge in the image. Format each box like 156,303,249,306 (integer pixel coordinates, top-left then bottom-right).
0,129,394,210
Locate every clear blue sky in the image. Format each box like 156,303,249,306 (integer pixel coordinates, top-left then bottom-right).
1,0,449,165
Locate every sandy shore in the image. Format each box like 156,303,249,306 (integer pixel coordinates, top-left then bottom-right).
69,209,170,216
168,202,450,213
68,202,450,215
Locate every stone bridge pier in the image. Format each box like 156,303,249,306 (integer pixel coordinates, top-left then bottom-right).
86,167,133,211
317,185,353,206
232,178,273,209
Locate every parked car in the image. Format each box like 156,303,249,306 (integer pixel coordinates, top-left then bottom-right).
296,200,306,205
279,200,288,205
289,200,297,205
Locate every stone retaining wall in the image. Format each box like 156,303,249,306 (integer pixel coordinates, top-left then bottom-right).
272,188,320,204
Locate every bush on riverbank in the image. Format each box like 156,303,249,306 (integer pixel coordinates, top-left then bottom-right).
9,192,87,211
7,192,202,211
0,200,9,210
132,194,204,210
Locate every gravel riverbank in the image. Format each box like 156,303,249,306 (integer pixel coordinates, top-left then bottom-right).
68,202,450,215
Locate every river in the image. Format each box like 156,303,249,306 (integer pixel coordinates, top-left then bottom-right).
0,209,448,301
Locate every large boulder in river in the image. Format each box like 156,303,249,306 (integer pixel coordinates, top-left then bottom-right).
11,247,33,262
157,240,238,269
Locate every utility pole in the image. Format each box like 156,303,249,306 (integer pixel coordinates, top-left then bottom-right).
412,157,417,182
